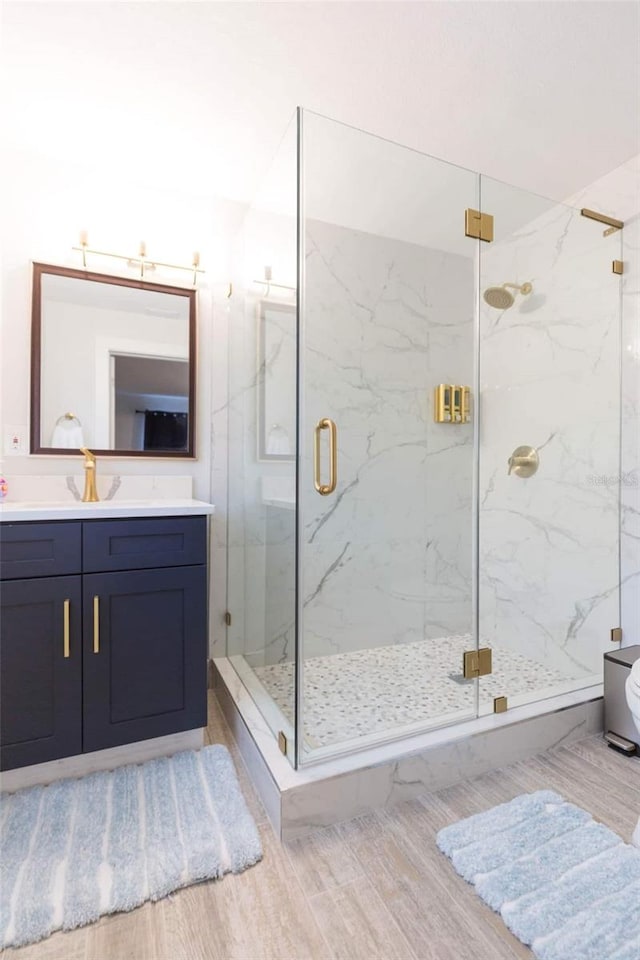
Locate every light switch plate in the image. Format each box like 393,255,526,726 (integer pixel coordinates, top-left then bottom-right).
4,425,28,456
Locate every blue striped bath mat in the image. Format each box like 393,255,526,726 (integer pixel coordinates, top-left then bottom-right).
0,745,262,948
437,790,640,960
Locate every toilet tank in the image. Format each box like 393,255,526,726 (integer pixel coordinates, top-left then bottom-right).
604,645,640,753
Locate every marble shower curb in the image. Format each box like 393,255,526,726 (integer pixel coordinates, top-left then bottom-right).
212,658,603,841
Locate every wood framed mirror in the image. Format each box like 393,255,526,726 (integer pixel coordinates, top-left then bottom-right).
31,263,196,457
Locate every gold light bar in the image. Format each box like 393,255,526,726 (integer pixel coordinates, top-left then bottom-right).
73,233,205,284
580,209,624,237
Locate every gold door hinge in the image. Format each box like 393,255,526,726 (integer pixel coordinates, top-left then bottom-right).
224,611,232,626
465,208,494,243
612,260,624,275
463,647,492,679
278,731,288,754
494,696,508,714
611,627,622,644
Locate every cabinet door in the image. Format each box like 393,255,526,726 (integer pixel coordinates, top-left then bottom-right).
82,565,207,752
0,576,82,770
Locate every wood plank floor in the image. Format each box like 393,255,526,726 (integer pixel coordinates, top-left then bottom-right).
4,693,639,960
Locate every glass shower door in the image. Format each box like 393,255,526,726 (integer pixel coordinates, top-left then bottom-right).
225,114,299,762
296,110,480,763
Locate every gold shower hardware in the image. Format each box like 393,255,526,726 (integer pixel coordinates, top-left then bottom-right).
63,599,71,658
80,447,100,503
278,731,288,754
612,260,624,275
225,612,232,626
507,446,539,478
483,281,533,310
434,385,471,423
314,418,338,495
463,647,493,679
580,209,624,237
611,627,623,644
494,696,508,714
93,596,100,654
464,209,494,243
73,233,206,285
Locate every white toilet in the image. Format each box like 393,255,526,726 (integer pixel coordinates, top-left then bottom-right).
625,659,640,847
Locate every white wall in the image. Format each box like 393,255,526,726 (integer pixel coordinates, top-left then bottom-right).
0,144,245,483
0,144,246,655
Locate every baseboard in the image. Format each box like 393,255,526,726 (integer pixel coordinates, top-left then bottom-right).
0,728,205,793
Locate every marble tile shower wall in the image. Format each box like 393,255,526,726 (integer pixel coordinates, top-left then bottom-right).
300,220,474,659
219,174,638,684
478,205,623,679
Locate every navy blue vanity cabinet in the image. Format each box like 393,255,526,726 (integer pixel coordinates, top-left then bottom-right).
82,565,207,752
0,515,208,771
81,517,208,752
0,522,83,770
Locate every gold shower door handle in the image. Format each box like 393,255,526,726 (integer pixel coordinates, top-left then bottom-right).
93,596,100,653
314,418,337,495
63,599,70,658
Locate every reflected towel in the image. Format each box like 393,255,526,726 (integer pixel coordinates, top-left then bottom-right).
51,421,84,448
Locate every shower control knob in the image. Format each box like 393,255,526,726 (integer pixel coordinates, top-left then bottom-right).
507,446,539,478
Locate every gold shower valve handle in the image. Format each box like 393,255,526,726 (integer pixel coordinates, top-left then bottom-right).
314,418,337,495
508,446,539,478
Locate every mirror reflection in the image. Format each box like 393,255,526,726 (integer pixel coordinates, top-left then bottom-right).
257,300,296,460
32,264,195,456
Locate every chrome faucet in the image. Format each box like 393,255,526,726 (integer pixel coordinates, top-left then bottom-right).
80,447,100,502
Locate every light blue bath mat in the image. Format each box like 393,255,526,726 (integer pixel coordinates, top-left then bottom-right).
0,745,262,948
437,790,640,960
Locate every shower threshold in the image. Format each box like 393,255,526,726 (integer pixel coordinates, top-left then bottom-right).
214,656,603,840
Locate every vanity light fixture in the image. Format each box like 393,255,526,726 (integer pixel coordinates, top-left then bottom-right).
73,232,205,285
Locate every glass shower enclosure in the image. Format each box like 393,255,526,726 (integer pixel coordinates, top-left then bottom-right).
226,109,623,767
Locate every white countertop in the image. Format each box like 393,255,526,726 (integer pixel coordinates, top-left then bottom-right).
0,498,215,522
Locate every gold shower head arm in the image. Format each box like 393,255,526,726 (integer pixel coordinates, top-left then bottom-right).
502,282,533,295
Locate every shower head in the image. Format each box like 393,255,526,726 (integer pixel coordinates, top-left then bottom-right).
483,281,533,310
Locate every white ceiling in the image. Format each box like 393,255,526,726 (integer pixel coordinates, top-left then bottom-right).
2,1,638,207
115,355,188,398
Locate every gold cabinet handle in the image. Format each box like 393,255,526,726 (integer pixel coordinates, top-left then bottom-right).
93,596,100,654
63,599,70,658
314,418,337,496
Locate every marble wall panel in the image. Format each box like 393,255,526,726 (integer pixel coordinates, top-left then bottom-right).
479,203,622,677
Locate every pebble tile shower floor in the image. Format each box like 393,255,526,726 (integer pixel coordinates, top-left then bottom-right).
254,634,575,748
